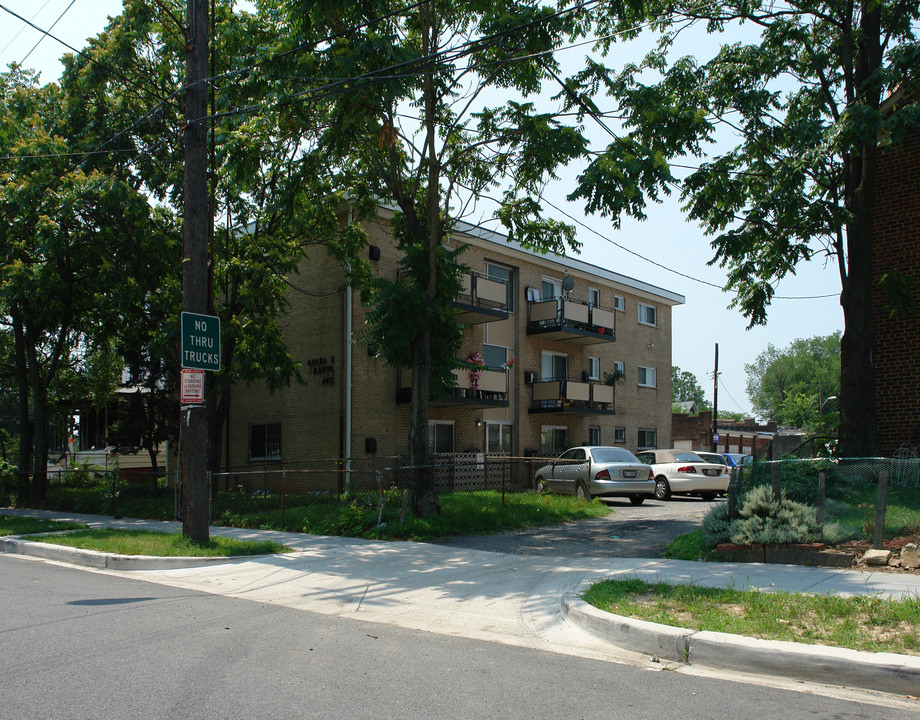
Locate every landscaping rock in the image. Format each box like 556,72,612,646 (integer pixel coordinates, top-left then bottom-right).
862,548,892,566
901,543,920,569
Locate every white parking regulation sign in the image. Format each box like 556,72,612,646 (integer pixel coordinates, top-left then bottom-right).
181,368,205,404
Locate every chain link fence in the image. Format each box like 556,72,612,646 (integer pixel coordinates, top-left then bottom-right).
208,454,551,525
729,456,920,547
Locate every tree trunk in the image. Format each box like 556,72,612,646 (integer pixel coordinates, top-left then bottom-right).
208,384,231,498
837,1,880,458
838,161,878,457
29,382,49,505
408,323,435,515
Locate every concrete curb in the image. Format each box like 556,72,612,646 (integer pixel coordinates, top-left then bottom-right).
562,591,920,697
0,537,256,570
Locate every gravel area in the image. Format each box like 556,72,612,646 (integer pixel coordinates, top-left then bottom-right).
435,496,719,558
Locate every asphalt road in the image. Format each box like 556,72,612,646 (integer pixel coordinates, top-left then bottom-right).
3,554,914,720
436,495,716,557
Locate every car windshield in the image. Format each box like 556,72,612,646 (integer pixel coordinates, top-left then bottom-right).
699,454,727,465
672,452,704,462
591,447,640,464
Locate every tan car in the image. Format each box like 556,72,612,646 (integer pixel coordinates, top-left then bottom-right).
635,449,730,501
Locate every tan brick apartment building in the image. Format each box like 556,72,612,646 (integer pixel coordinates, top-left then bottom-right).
225,209,684,466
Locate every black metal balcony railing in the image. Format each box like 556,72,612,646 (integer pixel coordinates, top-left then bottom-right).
397,364,510,408
528,376,616,414
454,270,510,325
526,296,616,345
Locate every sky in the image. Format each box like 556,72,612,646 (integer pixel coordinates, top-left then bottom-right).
0,0,845,417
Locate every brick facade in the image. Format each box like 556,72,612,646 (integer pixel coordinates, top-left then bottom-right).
872,128,920,455
672,410,775,456
226,211,684,466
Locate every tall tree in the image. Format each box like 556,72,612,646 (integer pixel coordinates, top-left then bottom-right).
745,333,841,433
68,1,364,484
672,366,709,408
284,0,593,511
570,0,920,456
0,68,173,502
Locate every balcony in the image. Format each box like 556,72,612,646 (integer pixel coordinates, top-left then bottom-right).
397,365,509,408
528,377,616,415
526,297,616,345
453,271,509,325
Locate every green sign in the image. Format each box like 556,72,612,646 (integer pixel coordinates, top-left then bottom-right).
181,312,221,371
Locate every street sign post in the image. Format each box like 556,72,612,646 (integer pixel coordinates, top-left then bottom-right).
181,311,221,371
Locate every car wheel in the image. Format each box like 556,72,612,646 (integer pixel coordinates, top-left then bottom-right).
654,476,671,501
536,478,546,494
575,481,590,500
699,492,717,502
629,496,645,506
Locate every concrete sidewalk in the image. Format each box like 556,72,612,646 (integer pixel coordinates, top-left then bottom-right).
3,508,920,698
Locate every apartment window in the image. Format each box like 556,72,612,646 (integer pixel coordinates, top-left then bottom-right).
637,428,657,449
542,278,562,300
613,361,625,377
428,421,454,454
587,356,600,380
588,425,601,445
541,351,567,381
638,302,657,326
486,262,513,311
486,422,512,453
541,427,568,454
482,344,507,368
588,287,600,307
613,295,625,312
249,422,281,461
638,366,657,388
614,426,626,444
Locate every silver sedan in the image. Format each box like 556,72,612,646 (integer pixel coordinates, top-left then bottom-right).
535,446,655,505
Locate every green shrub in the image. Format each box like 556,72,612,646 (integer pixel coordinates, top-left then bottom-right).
702,501,732,548
730,485,821,545
703,485,821,548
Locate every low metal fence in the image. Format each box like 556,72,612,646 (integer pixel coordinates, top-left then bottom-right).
207,455,553,523
730,457,920,548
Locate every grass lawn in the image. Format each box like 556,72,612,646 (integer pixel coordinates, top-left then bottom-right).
0,515,88,536
582,578,920,656
27,528,290,557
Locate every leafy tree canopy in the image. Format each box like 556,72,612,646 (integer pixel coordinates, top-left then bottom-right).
745,332,841,433
568,0,920,455
672,366,710,408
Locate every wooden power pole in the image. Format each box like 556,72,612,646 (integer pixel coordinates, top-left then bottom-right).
711,343,719,453
181,0,211,543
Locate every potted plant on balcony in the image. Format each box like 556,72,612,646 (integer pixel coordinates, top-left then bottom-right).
604,367,625,409
466,351,484,396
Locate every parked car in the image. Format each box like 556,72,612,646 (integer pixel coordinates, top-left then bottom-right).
696,451,728,468
634,449,730,501
535,446,655,504
722,453,753,469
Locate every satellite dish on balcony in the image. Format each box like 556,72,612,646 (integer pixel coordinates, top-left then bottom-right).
561,276,575,297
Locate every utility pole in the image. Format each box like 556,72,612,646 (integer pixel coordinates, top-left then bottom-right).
710,343,719,453
181,0,211,543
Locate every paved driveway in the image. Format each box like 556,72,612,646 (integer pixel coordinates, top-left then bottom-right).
435,496,718,558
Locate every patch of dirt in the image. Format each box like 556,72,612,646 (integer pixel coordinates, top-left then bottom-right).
834,534,920,574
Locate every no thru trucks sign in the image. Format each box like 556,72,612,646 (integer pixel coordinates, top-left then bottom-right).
181,312,221,371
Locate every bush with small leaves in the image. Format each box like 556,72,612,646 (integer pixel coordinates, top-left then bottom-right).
729,484,821,546
702,501,732,548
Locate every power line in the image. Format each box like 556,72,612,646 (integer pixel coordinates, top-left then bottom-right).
19,0,76,66
0,0,51,57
